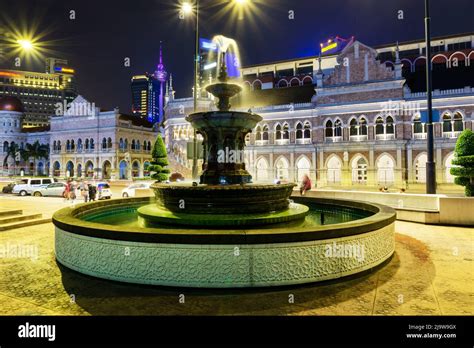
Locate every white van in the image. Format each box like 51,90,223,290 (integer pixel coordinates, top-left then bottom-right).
12,178,58,196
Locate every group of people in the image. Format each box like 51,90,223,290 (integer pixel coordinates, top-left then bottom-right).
63,180,98,203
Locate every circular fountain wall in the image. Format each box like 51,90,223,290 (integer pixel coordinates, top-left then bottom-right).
53,197,396,288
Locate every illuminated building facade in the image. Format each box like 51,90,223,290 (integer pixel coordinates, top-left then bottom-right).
164,33,474,190
0,58,77,127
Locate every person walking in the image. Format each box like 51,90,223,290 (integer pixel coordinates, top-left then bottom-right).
64,181,71,202
88,184,97,202
299,174,312,196
82,182,89,202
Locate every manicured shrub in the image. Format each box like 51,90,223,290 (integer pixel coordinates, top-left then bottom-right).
148,134,170,182
451,129,474,196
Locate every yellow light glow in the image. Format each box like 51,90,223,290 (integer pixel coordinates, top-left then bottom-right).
17,39,34,51
182,2,193,14
234,0,249,5
321,42,337,53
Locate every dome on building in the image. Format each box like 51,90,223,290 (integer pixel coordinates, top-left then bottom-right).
0,96,24,112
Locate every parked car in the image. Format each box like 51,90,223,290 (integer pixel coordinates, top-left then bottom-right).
2,180,25,194
96,182,112,200
12,178,58,196
32,182,67,197
121,182,152,198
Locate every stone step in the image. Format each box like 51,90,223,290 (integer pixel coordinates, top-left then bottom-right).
0,209,23,218
0,218,51,232
0,213,43,225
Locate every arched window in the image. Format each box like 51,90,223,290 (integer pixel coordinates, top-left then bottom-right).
253,80,262,90
147,141,151,151
90,138,95,150
375,117,384,135
325,120,333,138
442,113,452,133
53,141,57,151
143,140,147,150
131,140,136,150
282,123,289,139
66,140,71,151
453,112,463,132
77,139,83,151
413,114,425,138
275,124,282,140
303,122,311,139
350,118,368,140
107,137,112,149
262,125,269,141
296,123,303,139
256,126,262,141
136,139,140,150
57,141,61,151
3,141,9,153
334,120,342,137
386,116,394,134
119,138,124,150
350,119,358,136
102,137,107,149
71,140,75,151
85,138,89,150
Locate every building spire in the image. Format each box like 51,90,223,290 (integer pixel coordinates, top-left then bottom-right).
155,41,167,82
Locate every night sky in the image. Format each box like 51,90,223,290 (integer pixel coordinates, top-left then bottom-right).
0,0,473,113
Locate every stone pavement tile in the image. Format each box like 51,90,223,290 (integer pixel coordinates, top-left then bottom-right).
0,292,60,316
431,277,474,315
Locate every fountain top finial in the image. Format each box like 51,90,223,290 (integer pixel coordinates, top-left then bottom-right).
218,52,228,83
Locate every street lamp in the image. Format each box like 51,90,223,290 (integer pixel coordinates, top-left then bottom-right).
424,0,436,194
17,39,34,51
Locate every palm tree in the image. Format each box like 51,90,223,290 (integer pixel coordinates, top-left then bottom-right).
24,141,49,176
2,142,27,175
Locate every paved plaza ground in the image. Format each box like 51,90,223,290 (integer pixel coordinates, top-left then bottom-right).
0,195,472,316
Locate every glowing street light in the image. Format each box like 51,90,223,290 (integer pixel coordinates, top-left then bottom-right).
181,2,193,15
234,0,249,5
17,39,34,51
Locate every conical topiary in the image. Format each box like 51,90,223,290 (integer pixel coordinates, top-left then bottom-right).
450,129,474,197
148,134,170,182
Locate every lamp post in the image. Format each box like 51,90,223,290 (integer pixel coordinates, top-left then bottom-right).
424,0,436,194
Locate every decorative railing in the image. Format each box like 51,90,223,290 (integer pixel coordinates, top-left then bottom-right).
442,131,462,139
375,133,395,141
295,138,312,144
325,136,343,143
350,135,368,142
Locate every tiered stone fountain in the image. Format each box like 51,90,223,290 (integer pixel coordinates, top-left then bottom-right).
137,53,309,227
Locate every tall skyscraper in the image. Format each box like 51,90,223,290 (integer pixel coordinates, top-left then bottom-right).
131,44,167,125
0,57,77,127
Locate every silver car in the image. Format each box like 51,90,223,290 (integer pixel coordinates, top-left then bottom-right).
32,183,67,197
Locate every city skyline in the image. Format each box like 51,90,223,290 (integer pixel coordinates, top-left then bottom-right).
0,0,473,113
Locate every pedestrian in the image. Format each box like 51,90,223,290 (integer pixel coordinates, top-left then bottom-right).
69,181,77,203
64,181,71,202
88,184,97,201
299,174,312,196
82,182,89,202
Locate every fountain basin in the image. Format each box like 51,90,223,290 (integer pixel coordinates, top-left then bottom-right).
53,197,396,288
150,182,296,214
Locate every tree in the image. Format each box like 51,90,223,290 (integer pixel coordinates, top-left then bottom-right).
148,134,170,182
2,142,27,175
451,129,474,196
24,141,49,176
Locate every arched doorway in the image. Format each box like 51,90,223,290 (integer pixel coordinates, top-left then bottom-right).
77,163,83,178
351,155,367,184
85,161,94,178
37,162,44,176
119,160,128,179
256,157,269,182
415,153,427,183
377,154,395,185
53,162,61,177
66,161,74,178
275,157,289,181
444,153,455,183
296,156,311,182
143,161,150,177
327,155,342,184
102,160,112,179
132,160,140,178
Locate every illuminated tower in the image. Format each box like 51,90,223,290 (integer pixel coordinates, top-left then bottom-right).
154,42,167,125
